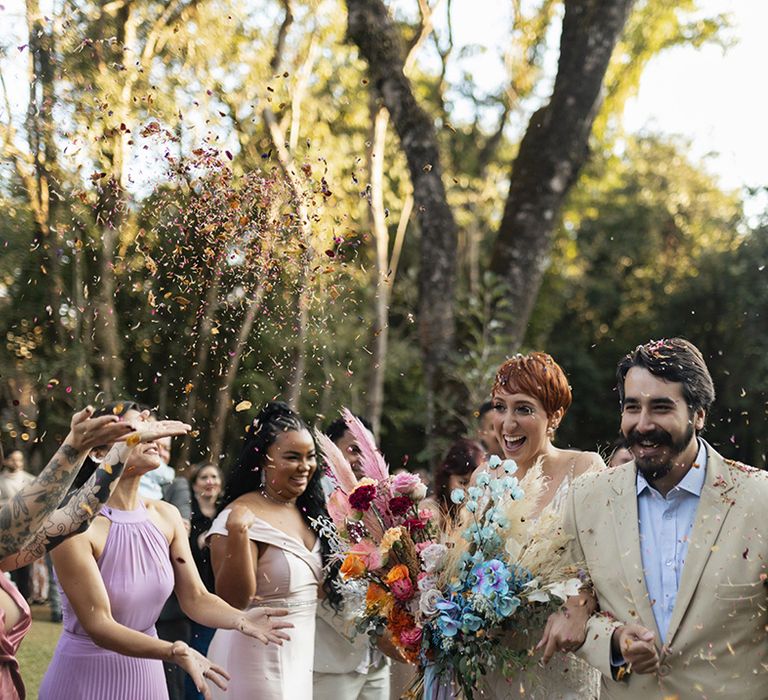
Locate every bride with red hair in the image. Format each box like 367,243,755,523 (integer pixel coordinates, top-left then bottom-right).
474,351,604,699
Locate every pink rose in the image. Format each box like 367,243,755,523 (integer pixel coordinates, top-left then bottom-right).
390,576,415,601
399,626,422,648
391,472,422,496
350,538,382,571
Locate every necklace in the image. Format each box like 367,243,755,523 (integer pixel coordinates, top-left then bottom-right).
259,487,295,507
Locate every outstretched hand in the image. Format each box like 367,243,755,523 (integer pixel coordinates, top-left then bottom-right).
239,607,293,645
123,417,192,446
169,641,230,700
68,407,135,453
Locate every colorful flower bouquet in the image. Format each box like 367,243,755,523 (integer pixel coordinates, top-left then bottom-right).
313,410,438,663
417,456,584,700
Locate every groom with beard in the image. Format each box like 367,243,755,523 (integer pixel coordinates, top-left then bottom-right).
541,338,768,699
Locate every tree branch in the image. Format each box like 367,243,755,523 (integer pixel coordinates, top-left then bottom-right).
490,0,635,349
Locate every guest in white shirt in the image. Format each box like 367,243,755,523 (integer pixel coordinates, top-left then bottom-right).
313,415,390,700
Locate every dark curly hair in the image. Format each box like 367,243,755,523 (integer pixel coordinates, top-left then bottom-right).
221,401,342,610
617,338,715,422
434,439,485,517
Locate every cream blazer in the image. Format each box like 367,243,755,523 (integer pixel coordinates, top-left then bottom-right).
563,444,768,699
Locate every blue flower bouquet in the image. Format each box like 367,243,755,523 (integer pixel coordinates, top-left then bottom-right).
416,457,583,699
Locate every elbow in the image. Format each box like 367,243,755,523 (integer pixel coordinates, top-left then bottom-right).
83,617,118,652
215,582,250,610
178,587,211,618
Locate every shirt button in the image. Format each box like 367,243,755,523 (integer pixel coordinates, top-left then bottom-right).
663,511,673,520
665,560,673,567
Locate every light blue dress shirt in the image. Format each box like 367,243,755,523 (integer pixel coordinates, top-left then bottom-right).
637,440,707,642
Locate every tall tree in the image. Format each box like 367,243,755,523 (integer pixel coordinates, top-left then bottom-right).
491,0,635,349
346,0,458,443
346,0,634,446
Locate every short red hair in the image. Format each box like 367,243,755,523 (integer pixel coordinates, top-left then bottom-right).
492,352,572,418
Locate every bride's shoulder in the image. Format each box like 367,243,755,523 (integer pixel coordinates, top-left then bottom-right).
555,448,606,478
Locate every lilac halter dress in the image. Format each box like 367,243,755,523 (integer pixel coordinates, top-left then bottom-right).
39,501,175,700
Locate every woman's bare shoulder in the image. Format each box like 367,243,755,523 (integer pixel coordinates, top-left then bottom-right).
554,448,605,477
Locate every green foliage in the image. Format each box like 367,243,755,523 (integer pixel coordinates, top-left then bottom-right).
3,0,763,473
527,133,768,465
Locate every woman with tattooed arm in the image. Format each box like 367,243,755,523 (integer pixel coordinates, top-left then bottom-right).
1,405,145,699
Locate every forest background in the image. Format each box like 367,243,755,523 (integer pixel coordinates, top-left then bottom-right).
1,0,767,475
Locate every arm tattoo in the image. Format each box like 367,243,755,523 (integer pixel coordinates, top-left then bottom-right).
1,450,127,569
0,442,86,559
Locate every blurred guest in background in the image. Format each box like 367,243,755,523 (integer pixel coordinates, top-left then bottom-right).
185,462,223,700
476,401,503,458
422,438,486,529
608,437,633,468
0,450,36,602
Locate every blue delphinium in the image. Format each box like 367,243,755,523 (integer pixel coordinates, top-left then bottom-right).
424,459,542,700
470,559,510,597
450,488,465,504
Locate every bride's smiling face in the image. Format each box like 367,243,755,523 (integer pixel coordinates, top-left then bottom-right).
491,390,561,467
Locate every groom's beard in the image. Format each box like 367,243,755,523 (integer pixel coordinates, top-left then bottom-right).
626,424,695,483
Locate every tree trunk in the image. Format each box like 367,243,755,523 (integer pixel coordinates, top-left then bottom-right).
365,103,391,438
207,284,267,466
490,0,635,350
263,1,316,411
93,178,126,398
90,2,135,397
25,0,65,347
285,284,309,411
346,0,458,444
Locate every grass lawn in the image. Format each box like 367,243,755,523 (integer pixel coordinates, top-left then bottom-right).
16,605,61,699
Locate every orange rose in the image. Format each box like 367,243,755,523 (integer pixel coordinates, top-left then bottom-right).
340,553,366,579
386,606,416,636
384,564,410,585
365,582,393,614
366,582,387,606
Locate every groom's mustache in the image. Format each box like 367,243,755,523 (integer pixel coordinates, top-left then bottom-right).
625,428,673,449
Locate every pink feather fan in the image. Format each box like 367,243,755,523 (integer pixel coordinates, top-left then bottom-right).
341,408,389,482
314,429,358,494
341,409,393,532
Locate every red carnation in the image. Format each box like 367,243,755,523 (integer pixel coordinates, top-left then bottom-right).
404,517,427,532
349,483,377,511
388,495,413,517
